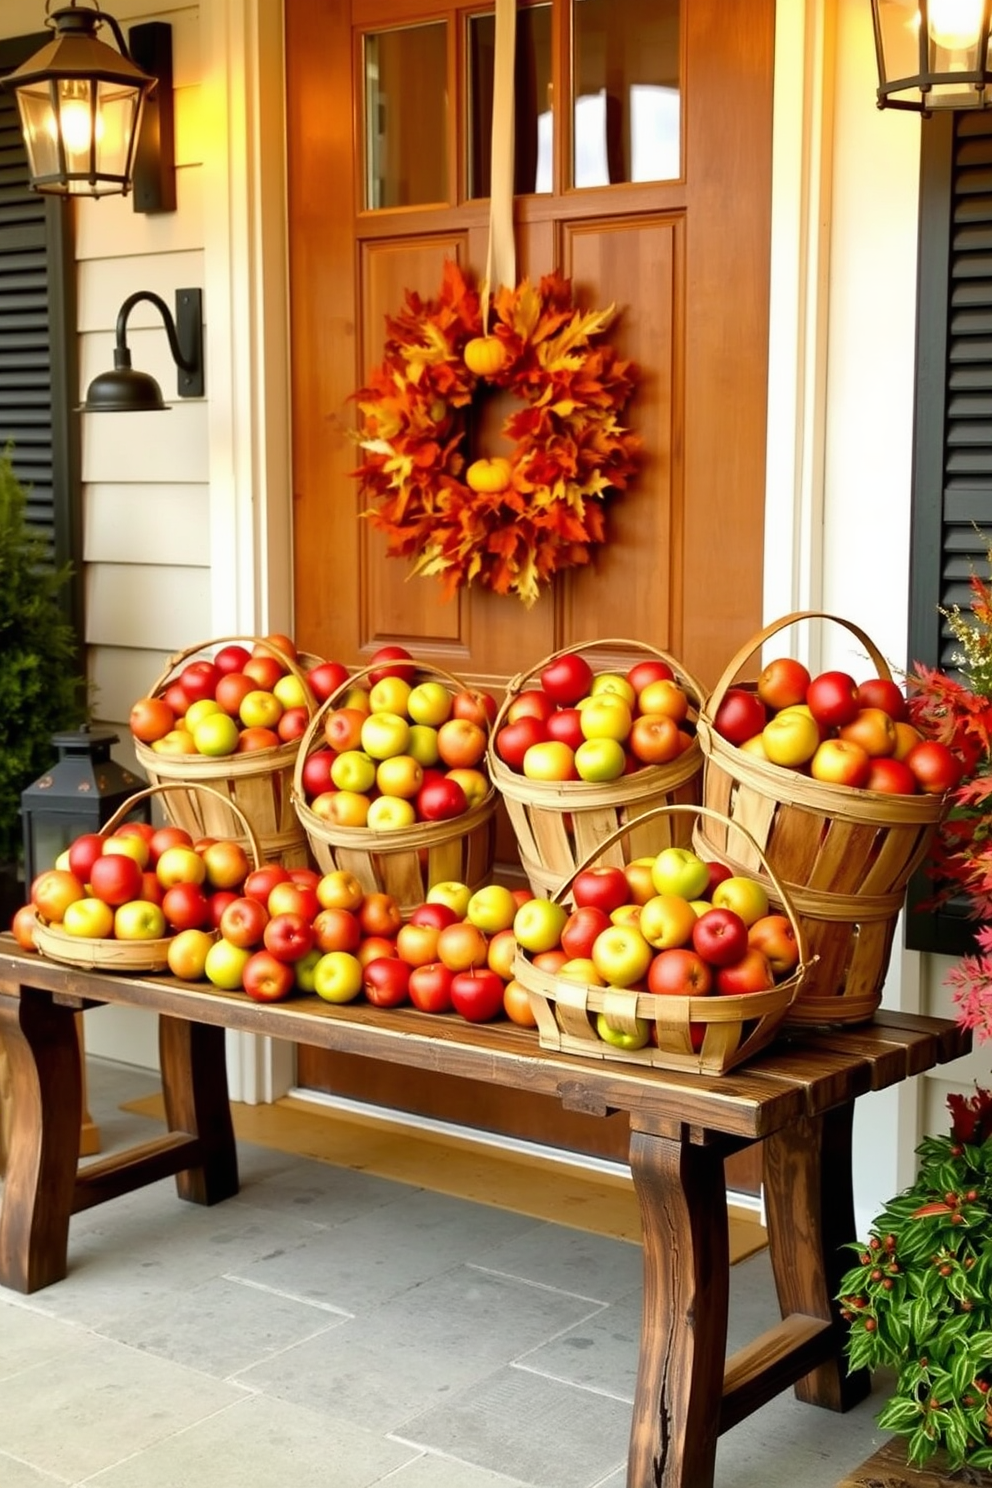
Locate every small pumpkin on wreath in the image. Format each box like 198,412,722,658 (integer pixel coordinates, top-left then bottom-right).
351,260,641,608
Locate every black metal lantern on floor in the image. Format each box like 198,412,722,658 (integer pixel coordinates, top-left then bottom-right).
20,727,149,887
872,0,992,112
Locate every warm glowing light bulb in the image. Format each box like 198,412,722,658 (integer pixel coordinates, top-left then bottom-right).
49,83,103,158
928,0,984,50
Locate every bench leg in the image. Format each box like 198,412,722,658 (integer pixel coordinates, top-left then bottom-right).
0,987,80,1293
159,1015,239,1205
762,1104,871,1411
626,1127,729,1488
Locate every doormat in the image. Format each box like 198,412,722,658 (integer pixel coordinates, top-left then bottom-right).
122,1090,768,1260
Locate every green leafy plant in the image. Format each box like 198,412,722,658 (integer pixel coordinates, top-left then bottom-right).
0,448,84,867
838,1088,992,1471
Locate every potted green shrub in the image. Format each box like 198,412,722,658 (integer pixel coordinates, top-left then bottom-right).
0,447,84,918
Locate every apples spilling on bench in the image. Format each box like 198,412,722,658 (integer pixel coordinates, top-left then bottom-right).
712,658,963,795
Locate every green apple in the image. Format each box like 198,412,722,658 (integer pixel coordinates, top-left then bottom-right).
62,896,114,938
650,847,710,901
273,673,308,710
407,681,453,727
512,897,569,953
368,675,412,715
114,899,168,940
427,880,473,918
574,737,627,782
330,749,378,793
589,672,637,707
578,695,633,742
192,711,241,757
204,938,252,990
361,710,411,760
711,876,770,927
590,923,653,987
293,947,323,992
239,689,284,729
595,1011,651,1050
407,724,441,766
366,795,417,830
313,949,363,1003
466,884,518,934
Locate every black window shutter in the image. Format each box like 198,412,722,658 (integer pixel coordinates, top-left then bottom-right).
0,35,80,624
906,110,992,956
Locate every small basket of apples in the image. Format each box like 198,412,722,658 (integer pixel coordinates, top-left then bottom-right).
290,647,500,918
128,634,343,870
511,803,812,1075
21,784,263,973
694,611,962,1027
486,639,706,899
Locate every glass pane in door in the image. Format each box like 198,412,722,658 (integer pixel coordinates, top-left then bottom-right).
467,5,553,197
573,0,680,187
363,23,448,209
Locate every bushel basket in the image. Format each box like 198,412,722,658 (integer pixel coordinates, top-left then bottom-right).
291,661,497,916
515,803,811,1076
31,783,263,973
695,611,947,1027
132,636,318,869
488,639,706,899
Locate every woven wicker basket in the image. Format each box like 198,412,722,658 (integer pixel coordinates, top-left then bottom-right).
132,636,318,869
694,611,947,1027
291,661,497,915
31,783,262,973
487,640,706,898
514,803,811,1076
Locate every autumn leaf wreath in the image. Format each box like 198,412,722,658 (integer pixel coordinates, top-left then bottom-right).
352,261,641,608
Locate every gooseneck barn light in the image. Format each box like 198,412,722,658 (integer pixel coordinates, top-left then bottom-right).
2,2,175,210
82,289,204,412
872,0,992,112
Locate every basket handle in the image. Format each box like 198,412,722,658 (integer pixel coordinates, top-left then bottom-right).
291,659,488,802
99,782,264,870
705,611,891,717
548,801,810,965
147,635,318,715
494,639,707,734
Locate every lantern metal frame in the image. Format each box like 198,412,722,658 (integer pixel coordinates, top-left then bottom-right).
1,2,175,211
872,0,992,114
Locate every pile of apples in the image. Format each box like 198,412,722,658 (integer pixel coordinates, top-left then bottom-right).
711,657,964,795
128,633,350,759
514,844,799,1052
298,645,499,831
14,819,258,951
492,649,695,784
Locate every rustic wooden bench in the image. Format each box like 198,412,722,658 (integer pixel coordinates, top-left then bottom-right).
0,937,970,1488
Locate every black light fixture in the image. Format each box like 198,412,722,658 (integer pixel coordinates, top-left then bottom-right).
20,727,149,889
82,288,204,412
2,2,175,212
872,0,992,112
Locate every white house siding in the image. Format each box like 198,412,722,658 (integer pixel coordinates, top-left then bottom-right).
0,0,982,1210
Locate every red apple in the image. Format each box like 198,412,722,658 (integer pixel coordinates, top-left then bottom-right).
856,677,908,720
747,913,800,975
495,715,549,770
408,961,455,1013
450,967,506,1022
242,949,296,1003
362,955,412,1007
715,946,775,995
806,670,861,730
263,911,316,963
756,656,811,711
809,738,872,788
560,905,612,960
904,739,963,795
691,906,749,966
646,947,713,996
713,688,767,746
540,652,594,706
572,865,631,915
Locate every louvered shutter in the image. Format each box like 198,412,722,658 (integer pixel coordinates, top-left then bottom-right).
906,110,992,955
0,34,79,581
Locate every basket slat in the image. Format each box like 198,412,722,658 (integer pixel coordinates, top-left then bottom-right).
696,612,948,1026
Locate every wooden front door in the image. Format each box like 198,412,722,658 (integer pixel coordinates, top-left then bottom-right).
284,0,775,1175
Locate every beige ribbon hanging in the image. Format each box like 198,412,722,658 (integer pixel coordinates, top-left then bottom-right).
482,0,517,331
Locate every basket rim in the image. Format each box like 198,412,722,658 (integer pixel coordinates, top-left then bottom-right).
696,716,947,825
31,913,174,971
293,784,497,848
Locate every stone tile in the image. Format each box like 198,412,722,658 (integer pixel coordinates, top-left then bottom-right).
85,1392,418,1488
0,1332,249,1482
0,1450,70,1488
228,1186,540,1313
0,1297,92,1378
235,1154,412,1228
516,1287,640,1401
393,1365,631,1488
471,1223,643,1303
238,1264,605,1434
384,1454,535,1486
94,1273,350,1378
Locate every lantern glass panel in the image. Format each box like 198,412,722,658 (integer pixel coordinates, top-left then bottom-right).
15,76,143,195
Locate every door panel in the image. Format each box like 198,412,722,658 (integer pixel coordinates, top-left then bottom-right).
285,0,774,1191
